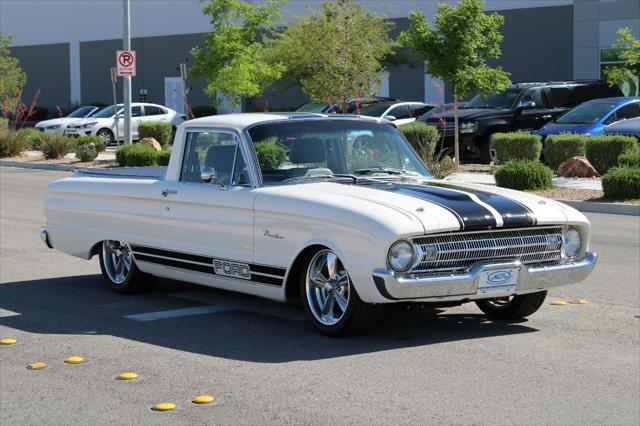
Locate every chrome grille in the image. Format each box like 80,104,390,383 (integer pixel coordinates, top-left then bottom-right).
411,226,563,276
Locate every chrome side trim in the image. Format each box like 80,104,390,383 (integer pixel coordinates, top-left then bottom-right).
372,251,597,301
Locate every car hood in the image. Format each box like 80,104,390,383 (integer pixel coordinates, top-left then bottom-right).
35,117,82,127
422,108,507,122
538,122,596,136
255,179,584,235
66,118,106,127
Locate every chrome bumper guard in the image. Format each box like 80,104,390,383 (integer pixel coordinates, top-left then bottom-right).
40,229,53,249
372,252,597,301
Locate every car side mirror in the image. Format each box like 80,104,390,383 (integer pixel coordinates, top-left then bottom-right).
518,101,536,110
201,167,217,183
385,115,397,121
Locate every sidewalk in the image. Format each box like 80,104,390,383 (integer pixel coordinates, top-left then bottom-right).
445,172,603,191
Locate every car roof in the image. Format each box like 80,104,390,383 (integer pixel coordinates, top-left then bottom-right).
509,80,609,89
583,97,640,104
182,112,386,131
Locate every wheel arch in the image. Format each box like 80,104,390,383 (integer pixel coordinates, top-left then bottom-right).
284,244,329,303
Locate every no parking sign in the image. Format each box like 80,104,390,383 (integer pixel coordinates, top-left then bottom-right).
116,50,136,77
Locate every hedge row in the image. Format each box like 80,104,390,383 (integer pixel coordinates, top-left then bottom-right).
494,160,553,191
0,128,101,160
602,166,640,200
116,144,171,167
492,131,542,163
138,121,173,146
399,122,440,162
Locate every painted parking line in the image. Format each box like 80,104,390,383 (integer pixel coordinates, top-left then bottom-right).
0,308,20,318
124,305,233,322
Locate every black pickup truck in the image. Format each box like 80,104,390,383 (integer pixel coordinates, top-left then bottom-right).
420,81,623,163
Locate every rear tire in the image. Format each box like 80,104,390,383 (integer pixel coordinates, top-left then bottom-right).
300,248,379,336
475,291,547,320
99,240,156,294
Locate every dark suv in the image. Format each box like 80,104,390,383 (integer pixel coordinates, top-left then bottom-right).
420,81,623,163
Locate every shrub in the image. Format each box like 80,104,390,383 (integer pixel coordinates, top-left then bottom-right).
40,134,76,159
0,118,8,131
495,160,553,191
399,122,440,162
427,156,456,179
254,138,287,170
191,105,217,118
619,150,640,168
0,129,30,157
544,133,587,171
492,131,542,163
76,135,106,162
585,135,637,174
16,127,47,150
138,121,173,146
602,167,640,200
116,144,158,167
157,149,171,166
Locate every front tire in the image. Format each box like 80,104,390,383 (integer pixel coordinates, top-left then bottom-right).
475,291,547,320
97,128,114,145
480,133,497,164
99,240,156,294
300,249,379,336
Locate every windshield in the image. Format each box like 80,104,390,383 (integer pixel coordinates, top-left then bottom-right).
67,106,97,118
464,89,521,110
359,103,393,117
248,120,431,183
296,102,328,113
94,105,122,118
555,102,618,124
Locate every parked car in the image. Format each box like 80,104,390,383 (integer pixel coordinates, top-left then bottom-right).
34,106,100,135
604,116,640,140
420,80,623,163
358,101,434,126
42,113,597,336
295,96,396,114
537,97,640,139
64,103,185,144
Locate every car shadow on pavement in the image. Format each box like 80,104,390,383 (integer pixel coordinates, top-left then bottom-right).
0,275,539,363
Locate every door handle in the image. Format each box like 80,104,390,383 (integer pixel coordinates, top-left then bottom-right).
542,115,552,120
161,189,178,197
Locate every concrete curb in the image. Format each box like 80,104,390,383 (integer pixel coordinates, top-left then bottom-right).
557,200,640,217
0,160,78,172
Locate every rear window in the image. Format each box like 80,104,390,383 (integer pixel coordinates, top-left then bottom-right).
574,84,623,103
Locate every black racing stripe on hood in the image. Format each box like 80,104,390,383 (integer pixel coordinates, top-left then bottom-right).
427,182,536,227
367,182,497,230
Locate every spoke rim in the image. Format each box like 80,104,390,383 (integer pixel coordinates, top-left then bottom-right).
102,240,132,285
486,296,515,309
305,250,350,326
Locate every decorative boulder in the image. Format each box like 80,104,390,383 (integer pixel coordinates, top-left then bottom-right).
556,156,600,178
139,137,162,152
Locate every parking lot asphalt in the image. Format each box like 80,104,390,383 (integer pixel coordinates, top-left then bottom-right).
1,167,639,425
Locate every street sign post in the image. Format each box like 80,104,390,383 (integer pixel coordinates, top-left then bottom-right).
110,67,120,145
121,0,132,145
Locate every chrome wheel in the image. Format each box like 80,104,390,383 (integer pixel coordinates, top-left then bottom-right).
97,129,114,145
485,296,515,309
101,240,132,285
305,250,350,326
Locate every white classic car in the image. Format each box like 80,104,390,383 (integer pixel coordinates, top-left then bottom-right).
42,113,597,336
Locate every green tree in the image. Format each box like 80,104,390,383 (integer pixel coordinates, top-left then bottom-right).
402,0,511,167
603,27,640,96
191,0,286,111
0,34,27,101
266,0,396,113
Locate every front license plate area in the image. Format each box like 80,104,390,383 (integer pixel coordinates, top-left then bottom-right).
477,268,519,295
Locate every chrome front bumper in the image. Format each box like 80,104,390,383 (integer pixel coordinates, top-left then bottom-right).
372,252,598,301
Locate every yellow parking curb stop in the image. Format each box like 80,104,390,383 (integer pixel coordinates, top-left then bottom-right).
64,356,85,364
572,299,590,305
152,402,176,411
192,395,215,404
0,338,17,345
116,372,139,380
550,300,567,306
27,362,47,370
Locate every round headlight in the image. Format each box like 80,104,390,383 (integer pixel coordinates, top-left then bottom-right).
388,240,415,272
564,227,582,258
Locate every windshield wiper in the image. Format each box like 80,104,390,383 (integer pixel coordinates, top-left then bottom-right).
355,167,420,176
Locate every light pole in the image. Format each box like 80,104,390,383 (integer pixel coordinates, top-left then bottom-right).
110,67,120,145
122,0,132,145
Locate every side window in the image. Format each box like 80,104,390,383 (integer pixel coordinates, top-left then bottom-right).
549,87,576,108
387,105,412,120
131,106,142,117
521,89,547,108
613,102,640,122
410,105,433,116
144,106,165,116
180,131,247,186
